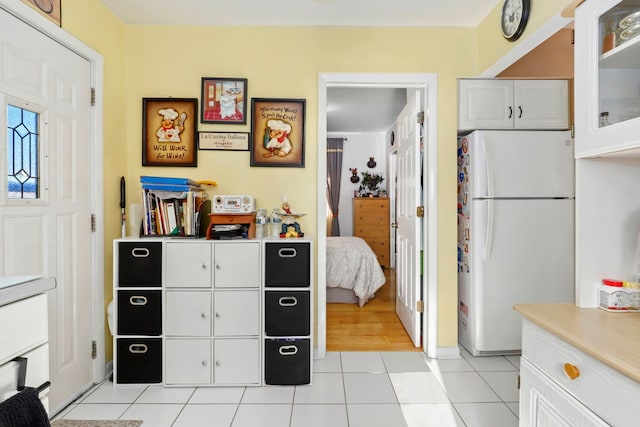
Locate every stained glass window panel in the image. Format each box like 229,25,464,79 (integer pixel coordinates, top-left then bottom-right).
7,104,39,199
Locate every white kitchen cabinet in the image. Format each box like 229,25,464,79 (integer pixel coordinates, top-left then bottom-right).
520,359,608,427
574,0,640,157
573,0,640,307
458,79,569,131
519,319,639,427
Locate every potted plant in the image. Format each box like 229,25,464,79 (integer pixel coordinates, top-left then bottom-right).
359,171,384,196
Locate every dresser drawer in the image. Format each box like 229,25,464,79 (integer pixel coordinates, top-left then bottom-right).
522,319,640,427
0,294,47,365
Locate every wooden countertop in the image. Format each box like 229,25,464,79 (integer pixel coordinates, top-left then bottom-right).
514,303,640,383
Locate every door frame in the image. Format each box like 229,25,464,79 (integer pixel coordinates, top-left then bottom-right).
1,0,105,384
316,73,438,358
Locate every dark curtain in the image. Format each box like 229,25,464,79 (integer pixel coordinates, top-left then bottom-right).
326,138,344,236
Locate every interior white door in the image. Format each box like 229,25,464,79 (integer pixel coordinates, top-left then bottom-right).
0,8,93,412
395,89,422,347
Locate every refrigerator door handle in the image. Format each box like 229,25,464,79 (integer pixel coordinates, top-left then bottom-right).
477,136,493,199
485,199,494,260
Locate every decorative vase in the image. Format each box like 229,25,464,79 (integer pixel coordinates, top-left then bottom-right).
367,157,377,168
349,168,360,183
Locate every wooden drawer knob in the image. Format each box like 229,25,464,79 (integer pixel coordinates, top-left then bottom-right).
563,363,580,380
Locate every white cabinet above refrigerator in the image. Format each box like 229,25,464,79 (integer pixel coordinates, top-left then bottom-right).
458,79,570,132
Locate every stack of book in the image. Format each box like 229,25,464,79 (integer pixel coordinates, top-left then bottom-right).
140,176,209,237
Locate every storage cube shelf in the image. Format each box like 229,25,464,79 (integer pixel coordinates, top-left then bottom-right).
263,241,313,386
113,237,312,387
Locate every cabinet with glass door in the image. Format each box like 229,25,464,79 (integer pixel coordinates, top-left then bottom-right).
575,0,640,157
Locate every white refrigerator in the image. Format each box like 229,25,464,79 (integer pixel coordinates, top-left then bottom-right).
457,130,575,356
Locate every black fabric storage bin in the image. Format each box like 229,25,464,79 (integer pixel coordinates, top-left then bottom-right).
117,290,162,336
265,291,310,336
118,242,162,287
265,338,310,385
116,338,162,384
265,242,310,287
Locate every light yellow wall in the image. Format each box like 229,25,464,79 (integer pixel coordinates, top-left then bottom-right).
477,0,572,74
59,0,571,362
124,25,474,351
62,0,128,360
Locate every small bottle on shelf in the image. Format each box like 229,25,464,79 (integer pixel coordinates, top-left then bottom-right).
255,208,268,238
270,208,282,237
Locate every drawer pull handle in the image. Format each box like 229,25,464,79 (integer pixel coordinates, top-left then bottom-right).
131,248,150,258
129,296,147,305
129,344,148,354
278,248,297,258
279,345,299,356
279,296,298,307
563,363,580,380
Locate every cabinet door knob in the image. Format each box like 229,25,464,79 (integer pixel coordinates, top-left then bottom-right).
215,312,220,318
201,313,206,319
563,363,580,380
215,360,220,367
215,264,220,269
518,106,523,118
202,263,207,270
202,360,207,367
508,106,513,119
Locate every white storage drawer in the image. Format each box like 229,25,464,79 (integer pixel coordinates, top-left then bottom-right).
522,320,640,427
0,294,48,365
0,344,49,402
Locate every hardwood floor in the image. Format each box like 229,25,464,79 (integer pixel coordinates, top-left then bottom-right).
326,267,421,351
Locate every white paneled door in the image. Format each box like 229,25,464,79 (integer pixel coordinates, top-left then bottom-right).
395,89,422,347
0,7,93,412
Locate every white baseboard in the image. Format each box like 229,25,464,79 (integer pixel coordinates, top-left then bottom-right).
436,346,461,359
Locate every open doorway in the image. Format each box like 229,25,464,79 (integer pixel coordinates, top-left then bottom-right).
316,73,439,359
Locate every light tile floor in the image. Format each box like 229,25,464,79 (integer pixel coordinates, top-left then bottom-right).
52,348,520,427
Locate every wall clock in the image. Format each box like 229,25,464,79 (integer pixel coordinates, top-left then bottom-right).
500,0,530,42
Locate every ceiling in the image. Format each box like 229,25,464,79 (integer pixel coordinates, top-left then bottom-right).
98,0,502,133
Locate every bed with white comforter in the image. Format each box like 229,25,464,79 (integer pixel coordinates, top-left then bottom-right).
326,236,386,307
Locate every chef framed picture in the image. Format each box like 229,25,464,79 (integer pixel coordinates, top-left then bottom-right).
200,77,248,124
250,98,305,168
142,97,198,167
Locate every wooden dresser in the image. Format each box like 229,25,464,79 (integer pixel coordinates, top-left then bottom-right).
353,197,390,267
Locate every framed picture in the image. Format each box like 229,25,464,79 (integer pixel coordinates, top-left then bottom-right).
142,98,198,167
20,0,61,26
199,131,249,151
200,77,247,124
250,98,305,168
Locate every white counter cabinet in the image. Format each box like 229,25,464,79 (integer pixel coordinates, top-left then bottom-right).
516,304,640,427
